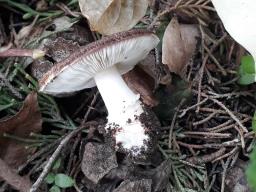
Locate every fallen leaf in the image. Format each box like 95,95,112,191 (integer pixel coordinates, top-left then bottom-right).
0,158,31,192
78,0,148,35
0,92,42,168
162,18,199,76
123,66,159,107
113,179,152,192
81,142,118,184
52,16,78,32
56,24,93,46
150,160,172,192
139,52,172,85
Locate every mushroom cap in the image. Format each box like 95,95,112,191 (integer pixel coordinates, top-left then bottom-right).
39,29,159,95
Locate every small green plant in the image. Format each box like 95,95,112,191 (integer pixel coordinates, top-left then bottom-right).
238,55,256,85
246,113,256,191
247,146,256,191
253,112,256,131
45,159,74,192
239,56,256,191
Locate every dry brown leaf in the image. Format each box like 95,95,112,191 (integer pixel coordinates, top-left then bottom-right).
140,52,172,85
0,158,31,192
0,92,42,168
162,18,200,76
79,0,148,35
123,66,158,107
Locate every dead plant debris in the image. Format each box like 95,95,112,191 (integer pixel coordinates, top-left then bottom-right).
0,0,255,192
0,92,42,168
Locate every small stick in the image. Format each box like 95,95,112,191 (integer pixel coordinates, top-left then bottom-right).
212,146,239,163
207,91,254,99
210,98,248,133
29,124,91,192
203,44,226,75
196,33,227,112
192,111,217,126
221,156,232,192
177,139,240,149
82,91,99,124
205,120,232,132
187,147,226,164
179,98,208,118
169,98,186,148
199,107,251,118
234,126,245,149
209,118,250,133
0,48,45,59
182,131,231,138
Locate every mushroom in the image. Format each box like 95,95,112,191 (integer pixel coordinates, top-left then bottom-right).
39,29,159,156
211,0,256,64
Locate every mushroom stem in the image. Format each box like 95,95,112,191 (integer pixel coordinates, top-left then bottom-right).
94,65,149,154
94,65,143,123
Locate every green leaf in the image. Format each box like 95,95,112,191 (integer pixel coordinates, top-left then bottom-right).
238,55,256,85
253,112,256,132
240,56,256,74
238,73,256,85
45,173,55,184
54,173,74,188
247,148,256,191
52,158,61,170
49,185,61,192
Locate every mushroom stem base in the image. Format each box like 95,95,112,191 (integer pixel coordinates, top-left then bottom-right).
94,65,149,154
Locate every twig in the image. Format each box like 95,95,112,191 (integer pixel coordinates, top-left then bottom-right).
203,44,226,76
234,126,245,149
210,98,248,133
192,111,217,126
67,134,81,174
196,33,227,112
207,91,254,99
82,91,99,124
73,182,82,192
182,131,231,138
179,98,208,117
212,146,239,163
187,147,226,164
0,48,45,59
148,0,215,29
209,118,250,133
205,120,232,132
177,139,240,149
221,156,232,192
29,124,91,192
199,107,251,118
169,98,186,148
56,3,80,17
